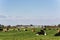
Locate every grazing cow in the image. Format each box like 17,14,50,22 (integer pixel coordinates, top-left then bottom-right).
7,28,9,31
36,30,46,36
23,29,27,31
25,29,27,31
54,30,60,36
32,28,35,32
3,29,7,32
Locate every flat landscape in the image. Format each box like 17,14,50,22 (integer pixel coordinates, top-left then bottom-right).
0,28,60,40
0,0,60,40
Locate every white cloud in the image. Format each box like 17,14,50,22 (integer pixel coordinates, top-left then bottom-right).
0,14,60,26
0,15,59,20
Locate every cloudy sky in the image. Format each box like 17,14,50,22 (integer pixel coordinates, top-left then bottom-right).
0,0,60,25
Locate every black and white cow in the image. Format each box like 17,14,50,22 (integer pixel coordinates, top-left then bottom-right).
54,30,60,36
36,30,46,36
23,29,27,31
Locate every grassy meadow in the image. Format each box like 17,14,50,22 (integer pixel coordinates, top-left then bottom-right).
0,28,60,40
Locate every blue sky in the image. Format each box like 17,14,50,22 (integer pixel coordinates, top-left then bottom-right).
0,0,60,25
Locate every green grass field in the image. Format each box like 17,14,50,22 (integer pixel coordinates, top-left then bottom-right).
0,28,60,40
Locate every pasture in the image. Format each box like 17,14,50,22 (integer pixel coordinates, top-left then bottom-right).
0,28,60,40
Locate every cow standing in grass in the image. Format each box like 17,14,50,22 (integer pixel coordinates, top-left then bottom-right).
7,28,9,31
23,28,27,31
54,30,60,36
36,30,46,36
32,28,35,32
3,28,7,32
17,28,20,31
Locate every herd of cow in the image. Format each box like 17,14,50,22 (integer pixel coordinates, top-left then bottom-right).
0,28,60,36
